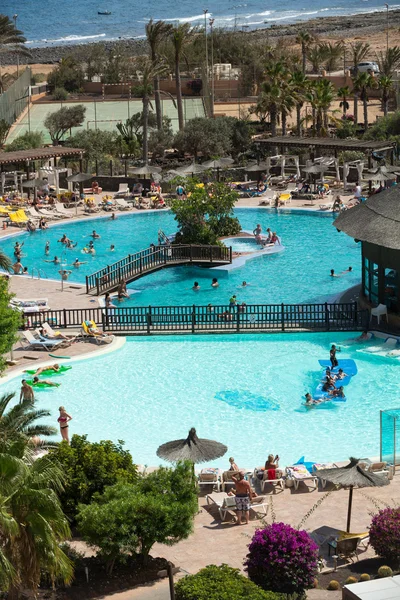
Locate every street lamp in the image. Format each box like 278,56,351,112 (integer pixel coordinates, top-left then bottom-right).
209,18,215,117
203,9,209,83
13,14,19,76
385,3,389,51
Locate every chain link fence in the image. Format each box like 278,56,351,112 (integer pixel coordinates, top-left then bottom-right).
0,67,31,125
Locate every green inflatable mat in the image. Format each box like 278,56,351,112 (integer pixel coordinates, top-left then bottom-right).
26,380,60,389
25,365,71,376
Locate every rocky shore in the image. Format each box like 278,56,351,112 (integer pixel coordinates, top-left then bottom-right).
2,9,400,65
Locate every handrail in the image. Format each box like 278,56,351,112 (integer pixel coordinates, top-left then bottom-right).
85,244,233,295
20,302,368,336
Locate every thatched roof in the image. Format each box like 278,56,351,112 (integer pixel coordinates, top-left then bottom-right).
334,189,400,250
315,457,390,489
256,137,395,153
156,427,227,464
0,147,84,165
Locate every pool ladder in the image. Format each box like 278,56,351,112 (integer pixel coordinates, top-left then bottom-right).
31,267,47,280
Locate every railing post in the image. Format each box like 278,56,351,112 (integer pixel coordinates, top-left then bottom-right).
146,306,152,334
102,308,106,331
86,275,89,294
229,246,232,263
96,277,100,296
192,304,196,333
209,246,213,263
140,256,143,272
353,301,358,328
325,302,330,330
63,308,67,329
236,307,240,332
281,303,285,332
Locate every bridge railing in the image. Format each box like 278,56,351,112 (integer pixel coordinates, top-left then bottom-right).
21,302,368,335
85,244,232,295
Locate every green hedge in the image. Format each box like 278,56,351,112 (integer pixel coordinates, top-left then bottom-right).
175,565,285,600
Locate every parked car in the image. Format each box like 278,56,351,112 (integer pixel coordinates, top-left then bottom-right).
350,61,380,75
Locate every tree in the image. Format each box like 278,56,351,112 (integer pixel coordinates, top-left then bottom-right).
116,117,141,158
245,522,319,595
47,434,138,520
295,31,313,73
320,41,344,72
306,44,329,74
176,565,285,600
352,72,377,130
0,14,29,60
0,119,10,147
257,61,288,136
310,78,335,136
0,393,56,455
0,278,21,374
337,85,351,116
171,24,192,130
44,104,86,144
148,116,174,158
47,56,84,92
0,453,73,598
379,75,394,117
349,41,370,72
369,507,400,565
77,462,198,571
174,117,232,159
5,131,44,152
146,19,173,130
290,71,309,136
65,128,118,163
376,46,400,77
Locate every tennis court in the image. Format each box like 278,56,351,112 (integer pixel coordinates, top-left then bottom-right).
7,98,206,143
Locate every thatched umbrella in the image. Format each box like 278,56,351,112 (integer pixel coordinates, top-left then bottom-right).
156,427,227,464
130,165,162,175
66,173,92,183
363,167,393,182
175,163,207,175
245,162,269,172
203,158,235,169
22,178,47,188
315,458,389,532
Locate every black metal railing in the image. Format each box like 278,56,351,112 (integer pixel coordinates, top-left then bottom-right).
21,302,368,335
85,244,233,295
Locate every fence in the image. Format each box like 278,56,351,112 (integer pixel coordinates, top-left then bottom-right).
381,408,400,466
0,67,31,125
22,302,368,335
85,244,233,295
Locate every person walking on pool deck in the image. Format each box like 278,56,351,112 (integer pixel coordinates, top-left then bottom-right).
231,471,257,525
20,380,34,404
58,406,72,443
330,344,340,368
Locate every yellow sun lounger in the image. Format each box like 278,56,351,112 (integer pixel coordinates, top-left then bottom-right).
9,210,28,226
81,320,114,344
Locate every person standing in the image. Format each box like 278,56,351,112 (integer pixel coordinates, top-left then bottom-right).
20,380,34,403
231,471,256,525
330,344,340,368
57,406,72,443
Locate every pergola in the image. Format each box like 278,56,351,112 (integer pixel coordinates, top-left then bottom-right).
335,189,400,314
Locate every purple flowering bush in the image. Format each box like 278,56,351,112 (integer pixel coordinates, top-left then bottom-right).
369,507,400,565
245,522,319,595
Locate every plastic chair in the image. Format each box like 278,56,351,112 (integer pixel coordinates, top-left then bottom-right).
370,304,388,324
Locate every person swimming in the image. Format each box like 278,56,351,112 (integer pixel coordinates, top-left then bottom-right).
330,269,339,278
242,281,247,287
45,241,50,255
72,258,87,268
91,230,100,239
305,393,322,406
58,234,71,245
193,281,200,291
211,278,219,288
45,256,60,264
110,245,115,251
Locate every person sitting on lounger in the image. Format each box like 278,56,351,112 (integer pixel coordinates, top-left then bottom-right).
265,453,280,471
32,376,60,387
322,375,336,392
228,457,239,471
84,321,108,338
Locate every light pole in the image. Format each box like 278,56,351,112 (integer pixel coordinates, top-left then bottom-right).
13,14,19,76
209,18,215,117
203,9,209,83
385,3,389,51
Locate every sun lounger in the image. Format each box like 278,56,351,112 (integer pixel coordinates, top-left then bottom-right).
115,198,131,211
9,209,28,227
81,320,114,344
54,202,74,218
328,535,368,562
11,298,49,313
114,183,129,198
26,206,47,220
252,468,284,493
21,330,65,351
279,193,292,205
198,467,222,492
206,492,268,521
38,207,63,220
285,466,318,491
42,322,79,341
319,202,334,211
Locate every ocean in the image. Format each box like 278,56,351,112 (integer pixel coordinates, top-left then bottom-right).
3,0,399,47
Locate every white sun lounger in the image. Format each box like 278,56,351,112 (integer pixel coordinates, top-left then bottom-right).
206,491,268,521
252,468,285,493
319,202,334,211
11,298,49,313
114,183,129,198
54,202,74,218
286,466,318,491
198,468,222,492
21,330,65,351
38,207,63,220
115,198,131,211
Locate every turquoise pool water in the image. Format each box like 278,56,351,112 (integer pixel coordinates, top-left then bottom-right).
2,332,399,467
0,209,361,305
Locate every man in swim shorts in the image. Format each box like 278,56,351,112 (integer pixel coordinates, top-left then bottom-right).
231,471,257,525
20,380,34,403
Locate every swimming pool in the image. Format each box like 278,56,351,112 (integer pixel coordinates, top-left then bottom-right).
223,236,263,253
0,208,361,305
3,332,399,467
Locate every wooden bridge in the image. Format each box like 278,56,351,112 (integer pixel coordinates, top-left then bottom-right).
85,244,233,295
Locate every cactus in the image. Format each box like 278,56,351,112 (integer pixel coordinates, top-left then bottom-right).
345,577,358,585
327,580,340,590
359,574,370,582
378,565,393,578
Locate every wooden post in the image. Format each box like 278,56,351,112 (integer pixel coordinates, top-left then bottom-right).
167,562,176,600
147,306,152,334
190,245,193,262
192,304,196,333
96,277,100,296
236,307,240,332
140,256,143,272
281,303,285,332
110,160,113,177
209,246,213,263
63,308,67,329
325,302,330,330
229,246,232,263
86,275,89,294
346,487,353,533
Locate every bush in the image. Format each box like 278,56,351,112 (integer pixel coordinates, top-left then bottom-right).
369,508,400,564
359,574,371,582
327,580,340,590
175,565,284,600
31,72,47,84
345,577,358,585
53,87,69,101
77,462,198,573
5,131,44,152
378,565,393,578
47,434,138,520
245,522,319,595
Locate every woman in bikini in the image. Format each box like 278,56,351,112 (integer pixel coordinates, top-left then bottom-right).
58,406,72,443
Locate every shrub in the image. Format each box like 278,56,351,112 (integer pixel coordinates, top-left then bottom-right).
327,580,340,590
345,577,358,585
5,131,44,152
77,462,198,573
175,565,284,600
47,434,138,520
245,522,319,595
369,507,400,564
378,565,393,578
359,573,371,582
53,87,69,101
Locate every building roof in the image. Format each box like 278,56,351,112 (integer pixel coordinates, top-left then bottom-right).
256,137,396,153
334,188,400,250
0,147,84,165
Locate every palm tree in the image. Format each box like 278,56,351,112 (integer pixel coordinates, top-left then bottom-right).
0,248,11,271
379,75,393,117
312,79,335,136
349,41,370,73
0,393,56,455
171,23,192,131
145,19,172,130
376,46,400,77
290,70,309,136
0,453,73,598
352,72,377,130
0,14,28,57
319,41,344,73
306,44,329,74
337,85,351,116
258,61,288,136
295,31,313,73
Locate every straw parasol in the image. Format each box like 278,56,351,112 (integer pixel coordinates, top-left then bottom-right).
129,165,162,175
363,167,393,182
22,178,47,188
314,457,389,532
175,163,207,175
303,164,330,175
156,427,227,464
203,158,235,169
66,173,92,183
245,162,269,172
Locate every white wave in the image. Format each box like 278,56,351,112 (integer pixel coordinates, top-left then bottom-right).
26,33,107,45
264,11,319,21
163,13,208,23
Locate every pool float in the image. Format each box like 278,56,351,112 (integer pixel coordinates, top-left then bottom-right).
25,379,60,389
25,365,71,376
314,383,346,402
49,354,71,359
318,359,357,377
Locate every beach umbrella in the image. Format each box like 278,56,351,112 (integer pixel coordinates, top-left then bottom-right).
303,164,330,175
175,162,207,175
66,173,92,183
245,162,269,172
156,427,227,464
314,457,389,532
161,170,181,183
22,178,47,188
363,168,393,182
203,158,235,169
129,165,162,175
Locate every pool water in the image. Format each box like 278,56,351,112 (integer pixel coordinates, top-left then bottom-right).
0,209,361,305
223,237,262,253
2,332,399,467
